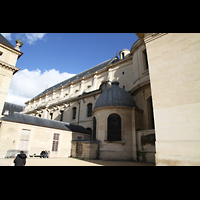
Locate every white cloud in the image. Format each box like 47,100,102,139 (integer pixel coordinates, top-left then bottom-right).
1,33,12,40
24,33,46,45
1,33,47,45
6,69,76,106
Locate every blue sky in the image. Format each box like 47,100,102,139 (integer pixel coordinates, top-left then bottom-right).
1,33,138,105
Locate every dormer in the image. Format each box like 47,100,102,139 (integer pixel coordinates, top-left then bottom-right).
119,49,130,59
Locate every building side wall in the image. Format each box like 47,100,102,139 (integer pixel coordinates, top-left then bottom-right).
145,33,200,166
0,121,73,158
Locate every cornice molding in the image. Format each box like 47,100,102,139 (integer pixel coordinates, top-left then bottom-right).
0,60,19,74
0,43,23,58
144,33,168,44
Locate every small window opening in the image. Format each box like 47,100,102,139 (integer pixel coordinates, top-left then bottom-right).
72,107,77,119
143,49,149,70
60,110,64,121
52,133,59,152
122,52,124,59
87,103,92,117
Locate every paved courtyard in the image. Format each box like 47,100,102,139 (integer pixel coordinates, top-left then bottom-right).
0,157,155,166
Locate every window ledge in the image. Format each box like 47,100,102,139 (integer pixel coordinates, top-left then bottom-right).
104,140,125,145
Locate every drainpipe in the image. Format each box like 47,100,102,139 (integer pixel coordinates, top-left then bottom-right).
77,100,81,125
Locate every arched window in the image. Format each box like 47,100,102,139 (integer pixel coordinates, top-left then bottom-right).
72,107,77,119
93,117,96,140
86,128,92,134
87,103,92,117
107,114,121,141
147,97,155,129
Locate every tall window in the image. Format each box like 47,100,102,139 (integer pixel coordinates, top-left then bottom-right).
60,110,64,121
52,133,59,152
72,107,77,119
143,49,149,70
87,103,92,117
19,129,30,150
50,113,53,120
107,114,121,141
147,97,155,129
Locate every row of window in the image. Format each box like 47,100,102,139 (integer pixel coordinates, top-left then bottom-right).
72,103,92,120
47,103,93,121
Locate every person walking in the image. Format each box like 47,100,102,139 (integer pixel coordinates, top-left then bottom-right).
14,151,27,166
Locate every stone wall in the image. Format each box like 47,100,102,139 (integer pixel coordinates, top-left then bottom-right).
144,33,200,165
136,129,155,163
71,140,100,160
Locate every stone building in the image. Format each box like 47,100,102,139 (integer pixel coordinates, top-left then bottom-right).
137,33,200,165
21,38,155,162
0,34,23,117
0,112,91,158
1,33,199,165
22,39,153,133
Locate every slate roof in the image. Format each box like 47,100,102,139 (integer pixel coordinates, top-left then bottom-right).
2,102,25,115
94,81,136,110
2,112,92,134
0,34,15,49
32,57,119,100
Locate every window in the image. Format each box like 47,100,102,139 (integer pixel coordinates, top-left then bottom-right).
143,49,149,70
122,52,124,59
19,129,30,150
123,86,125,89
87,103,92,117
122,71,125,75
52,133,60,151
50,113,53,120
107,114,121,141
76,135,84,140
86,128,92,134
72,107,77,119
60,110,64,121
147,97,155,129
93,117,96,140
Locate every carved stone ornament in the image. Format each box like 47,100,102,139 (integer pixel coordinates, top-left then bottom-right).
15,39,23,51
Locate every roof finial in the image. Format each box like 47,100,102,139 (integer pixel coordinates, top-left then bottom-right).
115,51,118,58
15,39,23,51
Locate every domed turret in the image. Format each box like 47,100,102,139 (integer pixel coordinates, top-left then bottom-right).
94,81,136,110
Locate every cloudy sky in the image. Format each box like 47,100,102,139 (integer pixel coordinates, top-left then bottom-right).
1,33,138,106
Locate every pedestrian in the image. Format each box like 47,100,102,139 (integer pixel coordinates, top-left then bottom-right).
40,150,45,158
44,150,48,158
14,151,27,166
48,150,50,158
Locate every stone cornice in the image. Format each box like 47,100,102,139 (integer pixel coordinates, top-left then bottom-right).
143,33,168,44
0,43,23,58
0,60,19,74
136,33,168,45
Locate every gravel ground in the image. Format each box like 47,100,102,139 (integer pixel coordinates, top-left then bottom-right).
0,157,155,166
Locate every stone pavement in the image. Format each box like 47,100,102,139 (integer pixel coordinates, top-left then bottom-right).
0,157,155,166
